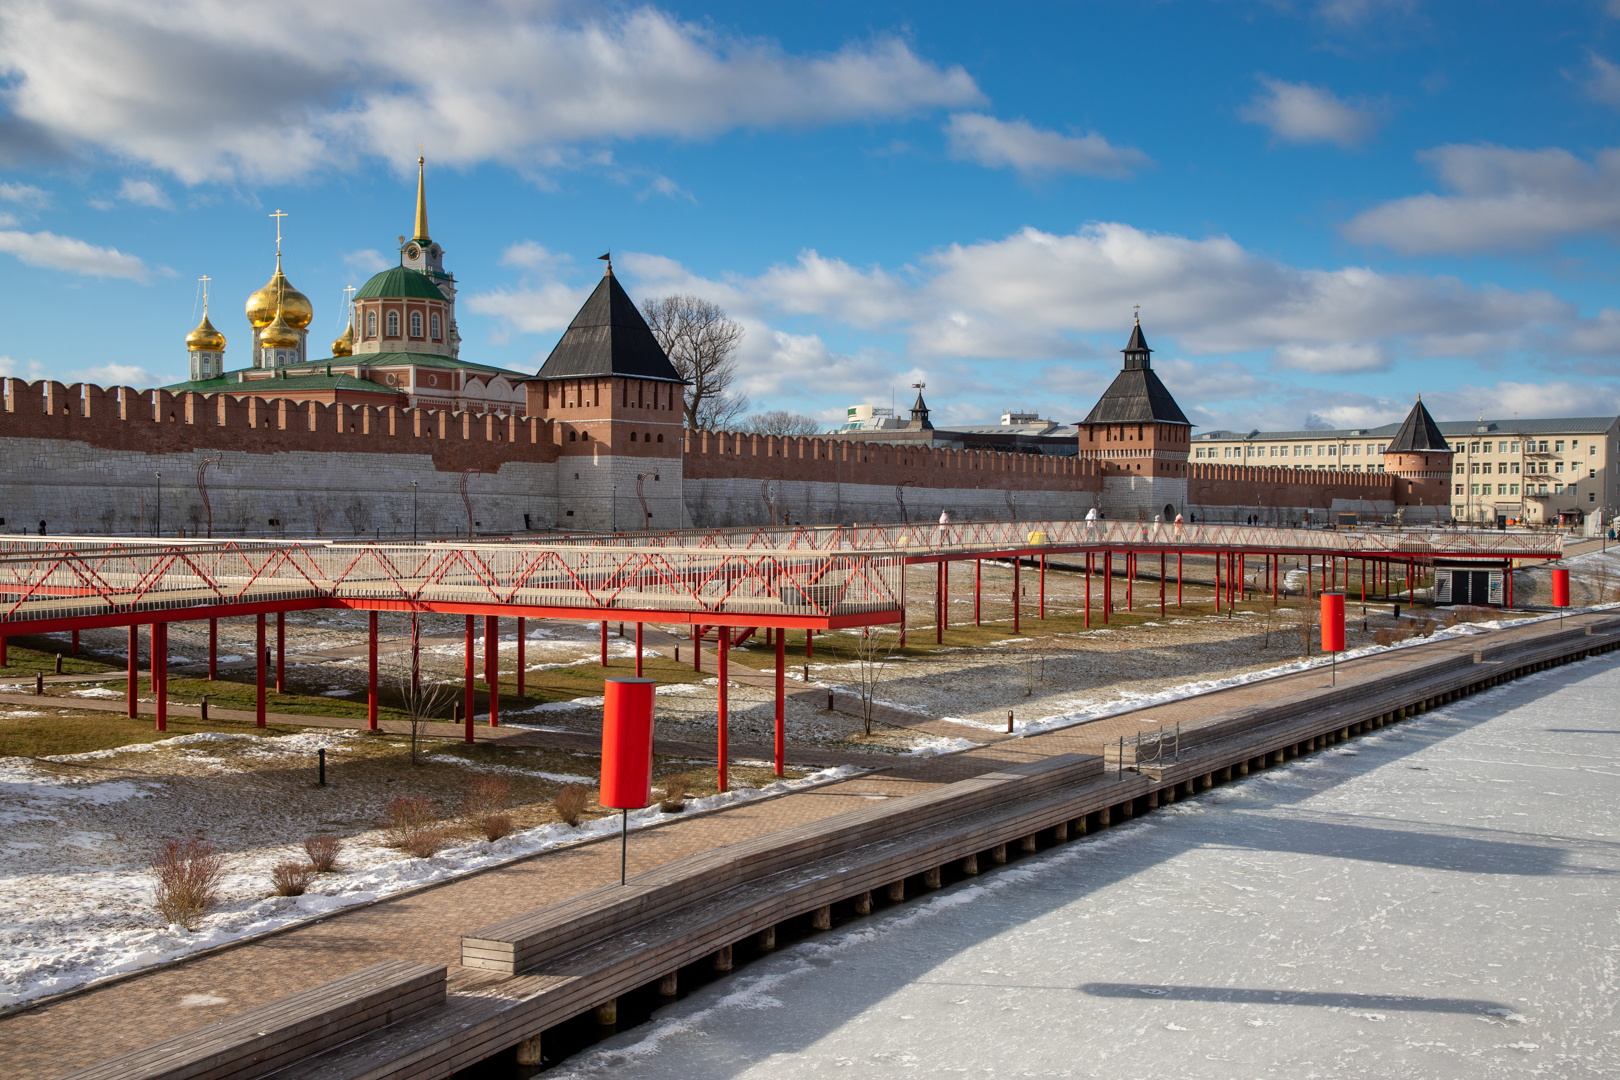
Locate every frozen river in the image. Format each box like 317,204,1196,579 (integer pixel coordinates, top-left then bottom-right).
551,651,1620,1078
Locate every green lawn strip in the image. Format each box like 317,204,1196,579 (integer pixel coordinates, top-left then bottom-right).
0,712,307,759
0,642,122,679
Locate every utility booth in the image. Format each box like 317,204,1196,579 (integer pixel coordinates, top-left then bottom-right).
1335,513,1358,530
1433,561,1506,606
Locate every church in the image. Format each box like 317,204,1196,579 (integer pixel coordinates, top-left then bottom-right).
165,159,529,416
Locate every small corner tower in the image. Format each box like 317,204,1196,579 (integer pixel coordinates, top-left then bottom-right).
1383,396,1454,523
186,275,226,381
522,255,688,532
905,383,933,431
1079,315,1193,518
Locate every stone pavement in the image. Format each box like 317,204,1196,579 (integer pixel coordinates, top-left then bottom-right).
0,611,1602,1079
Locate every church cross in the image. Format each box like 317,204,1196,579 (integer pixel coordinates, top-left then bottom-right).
199,274,211,312
269,209,288,254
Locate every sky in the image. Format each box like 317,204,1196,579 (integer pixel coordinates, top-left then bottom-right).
3,0,1620,434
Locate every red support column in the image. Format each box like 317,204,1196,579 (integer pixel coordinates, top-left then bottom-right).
71,629,79,655
410,611,421,694
1084,553,1091,628
1103,551,1111,623
635,621,644,677
1177,552,1183,607
0,635,7,667
717,630,729,793
516,617,526,696
1127,553,1134,611
207,618,217,680
126,624,139,719
935,561,943,645
1409,560,1415,605
974,559,982,625
1215,550,1221,613
255,615,266,728
485,615,499,728
1013,556,1021,633
1039,554,1046,619
367,611,378,731
692,624,702,672
1160,551,1165,616
1506,560,1513,607
600,620,608,667
463,615,475,744
275,612,285,694
805,628,813,660
774,630,786,777
899,569,907,648
942,560,949,636
153,623,167,732
1272,554,1278,605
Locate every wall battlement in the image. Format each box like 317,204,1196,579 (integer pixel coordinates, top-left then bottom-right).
3,379,558,473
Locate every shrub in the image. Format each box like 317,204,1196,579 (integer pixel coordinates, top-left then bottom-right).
303,835,342,873
462,775,512,818
405,828,445,859
659,774,690,813
271,861,316,896
152,838,226,931
382,795,437,849
554,784,590,827
481,813,514,841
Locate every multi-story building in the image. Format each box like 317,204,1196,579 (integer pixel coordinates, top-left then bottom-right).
1194,415,1620,525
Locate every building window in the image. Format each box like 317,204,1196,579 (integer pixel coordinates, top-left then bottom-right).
1556,440,1565,451
1511,462,1520,474
630,432,637,442
656,433,663,443
1481,463,1492,474
1511,441,1519,452
1455,484,1464,495
1556,462,1564,473
569,430,576,442
1591,492,1597,502
1470,442,1479,453
410,312,423,338
366,311,377,337
431,313,441,340
1498,484,1508,495
1511,484,1519,495
386,311,400,337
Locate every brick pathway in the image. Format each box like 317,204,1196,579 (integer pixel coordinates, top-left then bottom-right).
0,611,1600,1079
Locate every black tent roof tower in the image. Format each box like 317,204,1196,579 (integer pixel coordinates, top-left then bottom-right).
1385,397,1450,453
1081,318,1190,426
528,262,683,384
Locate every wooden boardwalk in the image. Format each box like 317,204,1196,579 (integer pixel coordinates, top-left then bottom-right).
2,611,1612,1079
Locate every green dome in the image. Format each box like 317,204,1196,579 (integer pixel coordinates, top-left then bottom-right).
355,265,446,301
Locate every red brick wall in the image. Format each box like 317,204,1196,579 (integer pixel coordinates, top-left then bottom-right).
1187,461,1394,507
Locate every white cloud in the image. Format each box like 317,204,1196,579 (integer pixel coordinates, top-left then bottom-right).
0,2,982,184
0,211,15,228
465,283,594,336
1238,77,1378,148
943,113,1151,178
343,249,392,274
499,241,573,273
67,362,158,387
1341,143,1620,255
0,355,45,380
1272,342,1390,373
0,181,49,208
116,178,169,208
1584,51,1620,109
0,229,148,280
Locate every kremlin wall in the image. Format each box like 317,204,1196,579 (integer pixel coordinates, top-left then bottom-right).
0,161,1448,537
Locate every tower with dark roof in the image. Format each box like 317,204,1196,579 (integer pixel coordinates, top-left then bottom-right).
1079,317,1192,518
1382,397,1455,518
521,258,688,532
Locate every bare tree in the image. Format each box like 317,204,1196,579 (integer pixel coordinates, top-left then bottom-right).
643,294,748,430
852,627,902,736
388,617,459,765
743,410,822,437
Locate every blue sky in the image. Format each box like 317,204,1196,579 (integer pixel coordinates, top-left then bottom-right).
4,0,1620,433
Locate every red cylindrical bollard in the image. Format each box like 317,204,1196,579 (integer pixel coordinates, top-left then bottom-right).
1551,567,1570,608
1320,592,1345,653
600,678,656,810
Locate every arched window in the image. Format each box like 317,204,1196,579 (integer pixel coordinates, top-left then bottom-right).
630,432,637,442
431,313,441,340
569,430,577,442
366,310,377,338
386,311,400,337
410,312,423,338
656,433,663,443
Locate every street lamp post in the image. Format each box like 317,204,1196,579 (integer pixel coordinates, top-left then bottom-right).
411,481,418,541
155,471,161,538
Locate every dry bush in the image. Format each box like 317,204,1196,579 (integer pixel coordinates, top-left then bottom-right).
271,861,316,897
151,838,226,930
303,835,342,873
462,775,511,818
554,784,590,827
659,774,690,813
382,794,438,849
1419,618,1437,637
1452,606,1496,624
405,828,446,859
481,813,514,841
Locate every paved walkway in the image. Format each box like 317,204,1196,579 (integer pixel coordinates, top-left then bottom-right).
0,611,1602,1079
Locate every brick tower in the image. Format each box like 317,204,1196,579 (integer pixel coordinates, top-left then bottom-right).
1383,397,1454,524
1079,317,1192,519
521,258,687,531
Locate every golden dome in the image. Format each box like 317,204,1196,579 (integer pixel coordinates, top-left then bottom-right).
186,312,226,352
260,309,300,349
331,320,354,357
246,258,313,330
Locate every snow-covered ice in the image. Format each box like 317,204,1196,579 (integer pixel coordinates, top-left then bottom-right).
553,651,1620,1078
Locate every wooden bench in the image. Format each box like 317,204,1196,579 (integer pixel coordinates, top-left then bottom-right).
58,960,445,1080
